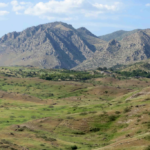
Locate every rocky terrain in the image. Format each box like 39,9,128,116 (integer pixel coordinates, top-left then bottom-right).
74,29,150,70
1,22,150,70
0,22,97,69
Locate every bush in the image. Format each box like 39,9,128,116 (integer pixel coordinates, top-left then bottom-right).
40,71,103,81
147,122,150,129
97,67,107,71
90,128,100,132
116,69,150,78
36,135,56,142
80,112,88,115
145,146,150,150
73,131,85,135
71,145,78,150
115,111,121,114
124,107,131,113
45,137,56,142
104,91,108,94
144,135,150,141
108,115,118,122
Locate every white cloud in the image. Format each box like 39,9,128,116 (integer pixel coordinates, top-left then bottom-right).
0,3,9,18
11,0,25,13
23,0,122,20
24,0,84,16
146,3,150,7
20,2,32,5
0,3,8,8
0,11,9,16
11,0,32,14
93,2,120,11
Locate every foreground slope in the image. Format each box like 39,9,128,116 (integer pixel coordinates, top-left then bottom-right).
0,67,150,150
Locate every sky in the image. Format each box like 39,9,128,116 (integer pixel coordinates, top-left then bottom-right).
0,0,150,37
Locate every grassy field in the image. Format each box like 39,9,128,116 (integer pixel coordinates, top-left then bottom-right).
0,67,150,150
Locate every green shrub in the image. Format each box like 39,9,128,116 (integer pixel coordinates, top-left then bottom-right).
144,135,150,141
115,111,121,114
73,131,85,135
147,122,150,129
90,128,100,132
124,107,131,113
80,112,88,115
71,145,78,150
108,115,118,122
40,71,103,81
116,69,150,78
145,146,150,150
45,137,56,142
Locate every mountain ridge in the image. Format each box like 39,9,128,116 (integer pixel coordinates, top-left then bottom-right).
99,29,141,41
1,22,150,70
74,29,150,70
0,22,98,69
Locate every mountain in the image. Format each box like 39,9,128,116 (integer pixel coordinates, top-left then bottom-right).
0,22,100,69
99,29,141,41
1,22,150,70
74,29,150,70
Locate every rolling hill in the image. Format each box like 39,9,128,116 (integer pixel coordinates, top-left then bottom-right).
0,66,150,150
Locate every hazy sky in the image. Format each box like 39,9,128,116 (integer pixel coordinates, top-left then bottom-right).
0,0,150,37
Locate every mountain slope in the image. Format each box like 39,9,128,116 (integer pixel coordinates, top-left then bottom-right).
0,22,97,69
99,29,141,41
74,30,150,70
77,27,107,51
1,22,150,70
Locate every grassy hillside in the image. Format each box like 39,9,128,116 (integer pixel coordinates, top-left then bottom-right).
0,67,150,150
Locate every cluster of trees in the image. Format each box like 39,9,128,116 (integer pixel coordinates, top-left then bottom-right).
116,69,150,78
97,67,108,71
40,72,102,81
143,63,150,70
40,74,89,81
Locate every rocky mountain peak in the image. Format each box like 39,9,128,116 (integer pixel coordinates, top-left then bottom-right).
106,39,121,54
108,39,119,46
0,22,95,69
40,22,74,31
0,31,20,42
